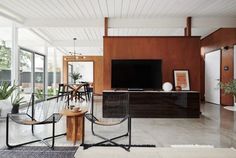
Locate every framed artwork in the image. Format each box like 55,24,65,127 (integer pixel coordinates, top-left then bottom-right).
173,70,190,91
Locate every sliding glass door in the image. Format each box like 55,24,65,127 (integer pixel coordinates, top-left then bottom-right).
34,53,45,95
19,48,45,101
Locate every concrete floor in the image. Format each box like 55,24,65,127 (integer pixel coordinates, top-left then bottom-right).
0,96,236,148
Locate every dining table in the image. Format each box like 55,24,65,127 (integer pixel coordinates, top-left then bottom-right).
66,83,86,101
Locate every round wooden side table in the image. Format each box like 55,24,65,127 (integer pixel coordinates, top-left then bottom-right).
61,109,87,145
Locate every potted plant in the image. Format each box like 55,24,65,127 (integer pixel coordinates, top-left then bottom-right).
220,79,236,111
70,72,82,84
11,92,26,114
0,81,18,116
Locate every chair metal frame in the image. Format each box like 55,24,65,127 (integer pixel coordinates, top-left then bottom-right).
84,93,131,151
6,93,68,149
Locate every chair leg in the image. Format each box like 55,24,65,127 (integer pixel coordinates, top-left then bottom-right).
51,116,55,149
6,115,42,149
6,114,10,148
128,117,131,150
84,119,131,151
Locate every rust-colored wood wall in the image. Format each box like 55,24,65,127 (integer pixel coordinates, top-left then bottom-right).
63,56,103,94
201,28,236,106
103,36,201,92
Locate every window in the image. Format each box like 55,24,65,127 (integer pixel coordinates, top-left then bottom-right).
19,48,45,101
0,27,12,84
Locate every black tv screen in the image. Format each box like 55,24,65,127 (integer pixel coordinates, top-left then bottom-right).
111,59,162,89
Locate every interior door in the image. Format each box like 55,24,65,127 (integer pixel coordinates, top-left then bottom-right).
205,50,221,104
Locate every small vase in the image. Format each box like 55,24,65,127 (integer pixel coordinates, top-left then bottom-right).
11,105,19,114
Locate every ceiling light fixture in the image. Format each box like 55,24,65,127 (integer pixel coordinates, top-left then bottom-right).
69,37,86,60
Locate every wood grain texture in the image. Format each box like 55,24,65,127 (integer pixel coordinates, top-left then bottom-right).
103,36,201,92
186,17,192,36
201,28,236,105
63,56,103,94
61,109,87,144
221,48,234,105
104,17,108,36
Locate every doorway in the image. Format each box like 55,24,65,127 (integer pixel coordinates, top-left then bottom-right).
19,48,46,101
67,61,94,84
205,50,221,104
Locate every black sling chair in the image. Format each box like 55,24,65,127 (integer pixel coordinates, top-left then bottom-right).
6,93,68,149
84,93,131,151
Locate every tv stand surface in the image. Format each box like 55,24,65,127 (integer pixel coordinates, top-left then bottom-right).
103,90,200,118
128,88,144,91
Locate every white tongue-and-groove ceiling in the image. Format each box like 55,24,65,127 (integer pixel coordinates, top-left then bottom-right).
0,0,236,55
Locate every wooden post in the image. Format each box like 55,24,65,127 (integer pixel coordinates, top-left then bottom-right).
184,27,187,36
104,17,108,36
186,17,192,36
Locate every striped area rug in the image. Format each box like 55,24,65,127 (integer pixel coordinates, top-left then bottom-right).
0,146,78,158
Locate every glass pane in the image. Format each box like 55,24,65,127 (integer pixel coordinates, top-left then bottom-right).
47,48,62,96
34,54,45,99
19,49,33,101
68,64,73,84
0,27,12,84
68,62,93,84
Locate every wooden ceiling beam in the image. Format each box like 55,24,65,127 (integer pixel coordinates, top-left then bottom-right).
104,17,108,36
186,17,192,36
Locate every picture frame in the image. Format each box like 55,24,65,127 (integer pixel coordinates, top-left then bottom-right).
173,69,190,91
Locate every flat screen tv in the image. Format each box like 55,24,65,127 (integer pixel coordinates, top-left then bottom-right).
111,59,162,90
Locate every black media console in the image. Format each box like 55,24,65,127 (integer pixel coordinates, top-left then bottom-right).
103,90,200,118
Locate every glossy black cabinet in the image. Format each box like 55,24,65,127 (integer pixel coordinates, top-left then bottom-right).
103,90,200,118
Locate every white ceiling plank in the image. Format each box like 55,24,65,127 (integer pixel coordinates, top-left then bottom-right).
79,28,89,40
97,0,105,17
83,28,92,40
136,0,149,17
50,0,70,18
89,0,103,17
2,0,30,18
105,0,110,17
128,0,139,17
72,0,86,17
23,19,104,27
80,0,92,18
0,3,24,23
93,29,99,39
142,0,156,17
24,0,49,18
36,0,60,18
122,0,131,17
59,0,79,18
114,0,123,18
132,0,141,17
87,0,99,18
87,28,95,39
107,0,115,17
34,0,60,18
109,18,185,28
120,0,123,18
52,40,102,47
192,17,236,28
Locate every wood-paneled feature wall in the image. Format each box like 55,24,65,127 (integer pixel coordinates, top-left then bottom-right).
103,36,201,92
63,56,103,94
201,28,236,106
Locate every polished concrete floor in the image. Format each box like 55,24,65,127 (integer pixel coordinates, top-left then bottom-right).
0,96,236,149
